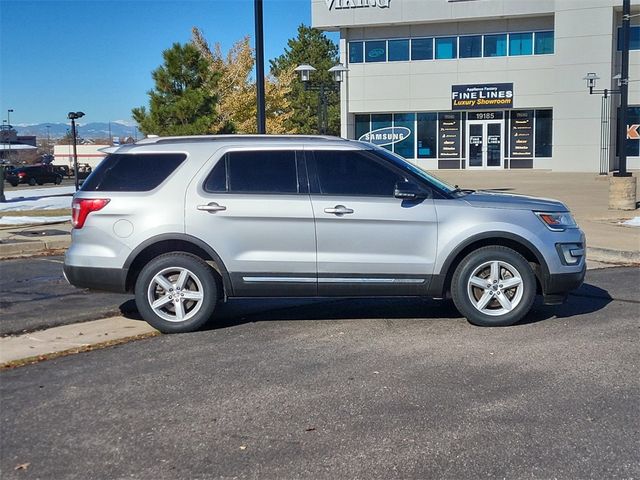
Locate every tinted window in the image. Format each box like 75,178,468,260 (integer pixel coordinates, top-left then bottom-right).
535,109,553,158
365,40,387,62
314,150,405,197
81,153,186,192
388,39,409,61
411,38,433,60
617,26,640,50
417,112,438,158
459,35,482,58
349,41,364,63
203,157,227,192
435,37,457,59
227,150,298,194
484,34,507,57
509,32,533,56
534,31,554,54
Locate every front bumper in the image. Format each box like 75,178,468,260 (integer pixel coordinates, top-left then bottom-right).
63,263,128,293
541,262,586,305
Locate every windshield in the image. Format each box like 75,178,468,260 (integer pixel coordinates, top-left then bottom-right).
369,147,457,194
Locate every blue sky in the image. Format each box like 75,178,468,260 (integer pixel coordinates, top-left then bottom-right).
0,0,334,125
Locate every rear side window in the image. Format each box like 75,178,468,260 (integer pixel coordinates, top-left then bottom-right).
81,153,186,192
204,150,299,194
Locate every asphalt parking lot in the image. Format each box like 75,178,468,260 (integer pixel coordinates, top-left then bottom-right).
1,267,638,479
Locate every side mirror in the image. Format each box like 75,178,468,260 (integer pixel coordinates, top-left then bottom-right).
394,181,430,200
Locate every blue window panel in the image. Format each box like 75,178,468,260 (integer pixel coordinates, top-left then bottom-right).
509,32,533,56
435,37,457,59
365,40,387,62
484,34,507,57
355,115,371,141
617,26,640,51
349,42,364,63
534,31,554,54
371,114,393,150
459,35,482,58
411,38,433,60
388,39,410,61
393,113,415,159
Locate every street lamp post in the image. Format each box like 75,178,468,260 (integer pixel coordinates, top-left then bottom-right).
46,125,51,155
295,63,348,135
7,109,14,127
68,111,85,191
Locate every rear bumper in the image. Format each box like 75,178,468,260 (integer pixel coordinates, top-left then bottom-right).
63,263,128,293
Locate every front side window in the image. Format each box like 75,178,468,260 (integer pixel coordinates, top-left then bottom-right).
349,41,364,63
411,38,433,60
484,34,507,57
313,150,406,197
388,39,410,61
205,150,298,194
459,35,482,58
435,37,457,59
365,40,387,62
509,32,533,56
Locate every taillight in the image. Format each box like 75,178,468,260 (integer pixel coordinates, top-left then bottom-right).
18,172,26,178
72,198,110,229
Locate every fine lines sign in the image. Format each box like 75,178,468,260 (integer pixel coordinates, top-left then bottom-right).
452,83,514,110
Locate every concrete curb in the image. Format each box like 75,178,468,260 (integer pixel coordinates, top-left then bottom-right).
587,246,640,265
0,236,70,259
0,316,158,367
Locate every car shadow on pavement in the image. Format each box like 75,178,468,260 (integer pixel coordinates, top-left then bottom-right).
118,281,612,330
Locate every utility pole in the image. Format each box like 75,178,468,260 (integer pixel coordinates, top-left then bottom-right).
254,0,266,134
616,0,630,177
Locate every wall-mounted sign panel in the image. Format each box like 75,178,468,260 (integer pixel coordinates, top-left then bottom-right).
510,110,534,157
452,83,514,110
438,112,461,158
324,0,390,11
359,126,411,147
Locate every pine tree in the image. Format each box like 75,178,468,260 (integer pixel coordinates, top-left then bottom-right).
270,24,340,135
132,42,232,136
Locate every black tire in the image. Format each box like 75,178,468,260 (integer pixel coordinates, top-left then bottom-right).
9,181,18,187
54,176,62,185
28,178,36,186
451,246,536,327
135,253,218,333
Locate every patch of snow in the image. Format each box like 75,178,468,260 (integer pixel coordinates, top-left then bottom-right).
0,216,70,226
0,196,71,212
4,186,75,200
620,216,640,227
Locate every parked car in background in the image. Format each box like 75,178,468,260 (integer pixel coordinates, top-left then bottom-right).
53,165,71,178
64,135,586,333
5,164,63,187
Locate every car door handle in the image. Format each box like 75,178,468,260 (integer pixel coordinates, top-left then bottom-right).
324,205,354,215
197,202,227,213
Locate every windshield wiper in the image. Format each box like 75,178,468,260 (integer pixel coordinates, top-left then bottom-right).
452,184,475,195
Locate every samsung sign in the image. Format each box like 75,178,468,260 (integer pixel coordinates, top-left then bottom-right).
359,127,410,147
325,0,391,10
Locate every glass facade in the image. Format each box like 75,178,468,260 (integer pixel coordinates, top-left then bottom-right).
617,26,640,51
349,30,553,64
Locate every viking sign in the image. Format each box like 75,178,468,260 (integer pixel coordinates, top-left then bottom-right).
359,127,411,147
325,0,391,10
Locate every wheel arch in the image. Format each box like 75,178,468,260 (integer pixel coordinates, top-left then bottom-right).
431,232,549,298
123,234,233,296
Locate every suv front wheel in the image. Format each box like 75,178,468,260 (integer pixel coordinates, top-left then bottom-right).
451,246,536,327
135,253,218,333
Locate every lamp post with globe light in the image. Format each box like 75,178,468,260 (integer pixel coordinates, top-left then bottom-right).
68,111,85,191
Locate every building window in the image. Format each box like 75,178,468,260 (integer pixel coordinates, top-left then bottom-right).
417,113,438,158
371,114,393,150
435,37,457,59
349,42,364,63
388,39,410,61
509,32,533,56
617,26,640,50
393,113,415,159
459,35,482,58
534,110,553,158
365,40,387,62
484,34,507,57
411,38,433,60
534,31,554,54
355,114,371,141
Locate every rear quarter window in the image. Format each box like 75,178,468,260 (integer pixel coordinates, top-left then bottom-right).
81,153,186,192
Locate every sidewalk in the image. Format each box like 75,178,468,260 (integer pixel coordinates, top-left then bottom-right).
0,172,638,262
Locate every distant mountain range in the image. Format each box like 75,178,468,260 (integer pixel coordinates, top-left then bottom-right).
14,122,139,140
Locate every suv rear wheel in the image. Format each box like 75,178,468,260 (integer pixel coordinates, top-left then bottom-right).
451,246,536,327
135,253,218,333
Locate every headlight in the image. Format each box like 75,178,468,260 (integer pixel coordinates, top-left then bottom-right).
534,211,577,231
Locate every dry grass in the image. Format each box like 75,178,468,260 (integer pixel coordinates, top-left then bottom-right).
0,208,71,217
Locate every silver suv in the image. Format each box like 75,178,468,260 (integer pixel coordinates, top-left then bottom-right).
63,135,585,333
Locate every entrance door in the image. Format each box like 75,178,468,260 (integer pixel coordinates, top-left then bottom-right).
467,120,503,168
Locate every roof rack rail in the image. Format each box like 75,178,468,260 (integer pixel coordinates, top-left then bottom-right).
135,134,345,145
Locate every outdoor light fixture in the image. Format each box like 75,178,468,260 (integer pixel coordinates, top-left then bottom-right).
67,111,86,191
295,63,348,135
583,72,600,93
